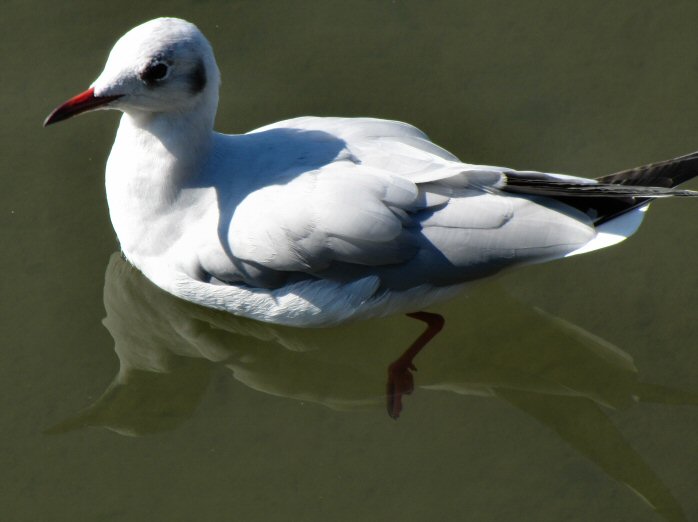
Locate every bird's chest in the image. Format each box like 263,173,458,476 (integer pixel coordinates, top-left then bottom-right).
105,152,217,267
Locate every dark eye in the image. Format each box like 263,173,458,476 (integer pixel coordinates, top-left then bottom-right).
140,62,169,85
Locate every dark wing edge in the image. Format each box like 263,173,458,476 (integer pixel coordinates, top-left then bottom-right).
500,151,698,225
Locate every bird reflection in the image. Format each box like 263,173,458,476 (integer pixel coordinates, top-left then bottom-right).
51,253,697,522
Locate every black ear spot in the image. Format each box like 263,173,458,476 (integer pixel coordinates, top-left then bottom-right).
140,62,169,86
189,59,207,94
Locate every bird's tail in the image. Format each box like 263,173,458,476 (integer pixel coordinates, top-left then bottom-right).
502,151,698,225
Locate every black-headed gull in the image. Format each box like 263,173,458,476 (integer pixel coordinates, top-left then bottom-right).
45,17,698,330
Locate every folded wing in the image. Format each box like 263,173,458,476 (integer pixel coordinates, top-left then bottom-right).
224,117,597,290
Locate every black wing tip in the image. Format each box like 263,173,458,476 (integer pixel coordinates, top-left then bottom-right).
597,150,698,189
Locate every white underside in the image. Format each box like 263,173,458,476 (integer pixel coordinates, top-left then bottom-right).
565,204,649,257
157,268,468,328
131,201,652,328
150,205,650,328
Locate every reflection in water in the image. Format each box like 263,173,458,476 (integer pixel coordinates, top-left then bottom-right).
52,254,696,521
387,310,445,419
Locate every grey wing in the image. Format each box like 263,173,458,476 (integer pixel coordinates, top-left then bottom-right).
224,118,596,290
227,163,420,283
366,186,595,289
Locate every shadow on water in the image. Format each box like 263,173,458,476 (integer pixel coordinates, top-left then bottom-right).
50,253,697,522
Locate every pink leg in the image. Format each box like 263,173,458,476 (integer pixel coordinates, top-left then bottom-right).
386,311,445,419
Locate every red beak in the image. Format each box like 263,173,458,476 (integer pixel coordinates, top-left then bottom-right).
44,87,123,127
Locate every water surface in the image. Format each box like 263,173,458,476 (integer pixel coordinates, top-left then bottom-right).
2,1,698,521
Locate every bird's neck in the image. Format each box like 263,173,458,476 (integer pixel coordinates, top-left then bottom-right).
113,105,214,175
105,106,215,259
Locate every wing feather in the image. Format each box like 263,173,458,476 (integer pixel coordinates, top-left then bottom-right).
217,117,596,289
229,162,421,273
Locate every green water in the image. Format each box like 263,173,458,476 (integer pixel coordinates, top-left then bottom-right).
2,1,698,521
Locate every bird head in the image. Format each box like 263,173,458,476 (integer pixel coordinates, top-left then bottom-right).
44,17,220,126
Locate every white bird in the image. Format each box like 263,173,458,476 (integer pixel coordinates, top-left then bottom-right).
45,17,698,329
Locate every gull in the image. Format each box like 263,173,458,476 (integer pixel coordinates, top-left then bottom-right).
45,17,698,332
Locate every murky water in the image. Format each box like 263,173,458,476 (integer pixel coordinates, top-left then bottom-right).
3,1,698,521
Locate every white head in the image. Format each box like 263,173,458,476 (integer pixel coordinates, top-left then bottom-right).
45,18,221,126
